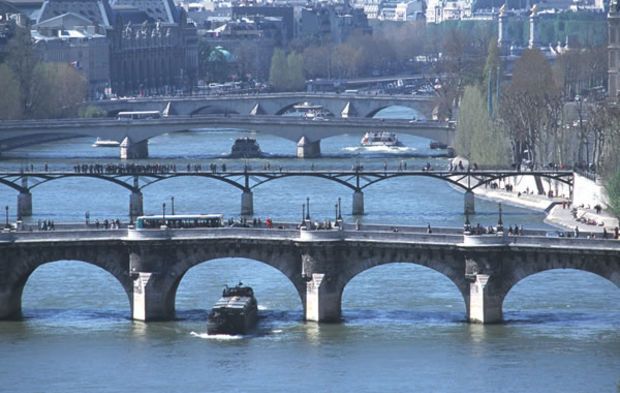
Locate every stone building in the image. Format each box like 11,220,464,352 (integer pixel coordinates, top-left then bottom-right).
31,0,198,97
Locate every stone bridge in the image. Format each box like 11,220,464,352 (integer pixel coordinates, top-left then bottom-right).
0,115,452,158
92,92,438,118
0,224,618,324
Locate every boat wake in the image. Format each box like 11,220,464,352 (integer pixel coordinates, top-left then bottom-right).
190,331,247,340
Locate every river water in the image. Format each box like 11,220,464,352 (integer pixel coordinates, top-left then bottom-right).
0,107,618,392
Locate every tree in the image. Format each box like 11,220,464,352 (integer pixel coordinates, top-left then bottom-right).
269,48,287,91
269,50,304,91
499,48,561,166
29,63,86,119
455,84,510,167
0,63,23,120
605,168,620,219
5,27,37,115
286,51,305,91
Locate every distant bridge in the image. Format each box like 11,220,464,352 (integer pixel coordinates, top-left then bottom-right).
0,224,618,324
91,92,438,118
0,115,452,158
0,168,574,218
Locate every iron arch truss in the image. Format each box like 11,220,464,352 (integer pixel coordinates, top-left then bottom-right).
0,169,574,197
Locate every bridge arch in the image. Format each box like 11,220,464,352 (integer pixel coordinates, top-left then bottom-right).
342,262,466,321
28,174,136,192
130,240,306,320
502,268,620,321
176,257,304,318
367,104,426,119
310,246,471,323
190,105,241,116
138,173,246,192
0,245,132,319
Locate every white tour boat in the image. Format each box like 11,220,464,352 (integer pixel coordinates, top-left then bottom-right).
92,138,120,147
360,131,402,147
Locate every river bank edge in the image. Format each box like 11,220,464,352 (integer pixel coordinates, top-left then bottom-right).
450,159,618,233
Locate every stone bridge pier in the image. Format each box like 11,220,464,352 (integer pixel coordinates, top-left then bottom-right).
129,244,182,320
120,137,149,160
297,137,321,158
301,243,346,322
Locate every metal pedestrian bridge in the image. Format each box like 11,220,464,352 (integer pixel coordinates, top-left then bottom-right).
0,168,574,218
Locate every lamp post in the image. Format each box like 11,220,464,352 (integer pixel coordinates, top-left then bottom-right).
4,205,8,228
306,197,310,220
171,196,175,216
162,202,166,224
497,203,504,232
464,211,471,233
334,203,338,224
302,203,305,223
338,197,342,220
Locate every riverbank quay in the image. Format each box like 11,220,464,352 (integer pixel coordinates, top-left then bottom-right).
451,158,618,234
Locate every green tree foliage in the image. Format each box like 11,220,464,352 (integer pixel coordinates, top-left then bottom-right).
0,63,23,119
455,85,481,159
79,105,107,118
269,48,287,91
29,63,86,119
269,49,304,91
605,168,620,219
456,85,510,168
286,51,305,91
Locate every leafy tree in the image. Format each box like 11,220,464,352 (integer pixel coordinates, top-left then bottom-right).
5,27,37,115
269,49,304,91
79,105,106,118
605,168,620,219
29,63,86,119
286,51,305,91
0,63,23,119
455,84,510,167
269,48,288,91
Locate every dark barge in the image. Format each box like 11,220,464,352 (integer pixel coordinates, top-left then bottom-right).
207,283,258,335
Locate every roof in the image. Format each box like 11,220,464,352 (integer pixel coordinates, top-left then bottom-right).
109,0,178,23
37,0,113,28
34,11,92,28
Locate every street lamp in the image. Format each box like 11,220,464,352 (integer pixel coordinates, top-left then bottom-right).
496,203,504,232
302,203,305,224
171,196,175,216
4,205,8,228
334,203,338,224
162,202,166,224
338,197,342,220
464,211,471,233
306,197,310,220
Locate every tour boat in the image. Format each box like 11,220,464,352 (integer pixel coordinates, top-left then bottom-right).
92,137,120,147
207,283,258,335
230,137,262,158
360,131,402,147
429,141,448,149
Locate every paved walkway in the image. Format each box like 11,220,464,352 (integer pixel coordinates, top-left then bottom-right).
473,187,618,234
